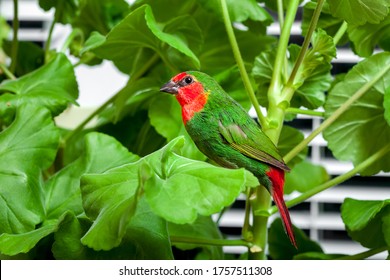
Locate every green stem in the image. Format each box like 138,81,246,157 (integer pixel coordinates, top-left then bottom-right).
276,0,288,79
284,62,390,163
170,236,252,248
285,0,324,90
242,188,253,241
63,53,160,142
270,144,390,214
45,19,56,63
9,0,19,73
0,64,16,80
249,187,271,259
336,246,389,260
265,0,299,141
219,0,267,128
333,21,348,45
267,0,299,104
286,107,324,117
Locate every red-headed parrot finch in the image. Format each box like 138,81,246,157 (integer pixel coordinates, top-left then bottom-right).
160,71,296,247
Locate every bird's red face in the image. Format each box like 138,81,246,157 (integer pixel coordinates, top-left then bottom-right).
160,72,209,124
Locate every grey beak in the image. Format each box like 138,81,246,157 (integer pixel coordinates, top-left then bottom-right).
160,80,178,94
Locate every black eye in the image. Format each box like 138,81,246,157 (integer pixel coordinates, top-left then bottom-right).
184,76,193,84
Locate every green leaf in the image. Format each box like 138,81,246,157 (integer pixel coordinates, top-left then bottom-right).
144,137,249,224
199,0,273,24
323,52,390,175
268,218,323,260
71,0,130,36
39,0,80,24
341,198,390,248
79,134,141,250
252,30,335,109
53,200,173,259
168,216,224,260
0,53,78,116
2,41,44,76
0,217,64,256
341,198,389,231
278,125,308,168
348,15,390,57
45,132,138,220
94,5,200,73
148,94,206,161
327,0,390,25
284,160,329,195
0,104,59,234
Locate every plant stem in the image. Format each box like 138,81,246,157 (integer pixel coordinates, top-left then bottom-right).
9,0,19,74
219,0,267,128
265,0,299,141
286,107,324,117
270,143,390,214
336,246,389,260
284,62,390,163
333,21,348,45
63,53,160,142
45,19,56,63
285,0,324,90
170,236,252,248
267,0,299,105
249,186,271,259
0,64,16,80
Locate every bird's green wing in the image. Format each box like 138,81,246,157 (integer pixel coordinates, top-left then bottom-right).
218,120,290,171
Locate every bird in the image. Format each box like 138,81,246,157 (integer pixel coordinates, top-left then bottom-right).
160,71,296,247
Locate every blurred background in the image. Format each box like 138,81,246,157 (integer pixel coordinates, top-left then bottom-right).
1,0,389,259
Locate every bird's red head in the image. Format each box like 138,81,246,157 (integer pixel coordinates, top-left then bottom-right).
160,72,209,124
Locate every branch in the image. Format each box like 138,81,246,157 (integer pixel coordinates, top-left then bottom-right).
333,21,348,45
219,0,267,128
0,63,16,80
286,107,324,117
336,246,389,260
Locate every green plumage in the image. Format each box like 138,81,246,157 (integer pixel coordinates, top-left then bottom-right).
184,71,289,191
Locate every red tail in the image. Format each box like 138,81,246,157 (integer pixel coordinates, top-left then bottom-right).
266,167,297,248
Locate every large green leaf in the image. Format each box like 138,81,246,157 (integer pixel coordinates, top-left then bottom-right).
198,0,273,24
348,15,390,57
0,216,66,256
44,132,138,220
323,52,390,175
2,41,44,76
0,53,78,116
93,4,200,73
284,160,329,195
268,218,323,260
81,162,141,250
327,0,390,25
143,137,253,224
53,202,173,260
168,216,224,260
341,198,390,248
72,0,130,35
0,104,59,235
